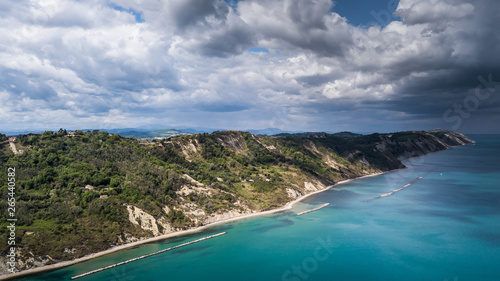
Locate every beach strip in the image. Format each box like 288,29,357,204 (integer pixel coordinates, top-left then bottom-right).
0,172,383,281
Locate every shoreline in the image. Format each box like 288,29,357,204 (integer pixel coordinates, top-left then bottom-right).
0,171,385,280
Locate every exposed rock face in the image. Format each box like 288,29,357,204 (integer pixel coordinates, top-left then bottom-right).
0,129,473,276
216,131,248,153
126,205,176,236
286,188,302,199
303,181,327,192
176,185,212,196
372,131,473,164
201,209,254,225
179,138,200,161
428,130,473,146
0,249,54,274
126,196,254,233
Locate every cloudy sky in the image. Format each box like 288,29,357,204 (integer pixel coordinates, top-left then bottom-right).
1,0,499,134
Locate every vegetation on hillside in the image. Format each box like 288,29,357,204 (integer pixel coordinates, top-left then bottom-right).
0,129,471,270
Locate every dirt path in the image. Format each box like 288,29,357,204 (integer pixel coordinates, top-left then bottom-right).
9,142,19,154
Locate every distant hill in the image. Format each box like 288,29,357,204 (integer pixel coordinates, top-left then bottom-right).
118,129,190,139
246,128,301,135
175,127,303,136
1,127,306,137
274,131,328,137
272,131,362,139
115,127,305,137
332,131,363,139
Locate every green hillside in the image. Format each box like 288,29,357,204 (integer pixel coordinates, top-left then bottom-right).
0,129,472,273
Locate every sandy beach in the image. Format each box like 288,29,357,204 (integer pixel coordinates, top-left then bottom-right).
0,172,383,280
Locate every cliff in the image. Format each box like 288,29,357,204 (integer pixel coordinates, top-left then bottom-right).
0,129,472,275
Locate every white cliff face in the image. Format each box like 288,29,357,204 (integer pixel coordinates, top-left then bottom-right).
201,209,254,225
176,185,213,196
183,202,207,217
286,188,302,199
303,181,318,192
183,174,204,187
126,205,176,236
0,249,54,275
127,205,160,235
252,134,281,152
126,188,254,236
303,181,327,192
217,133,248,153
180,139,200,161
175,190,254,226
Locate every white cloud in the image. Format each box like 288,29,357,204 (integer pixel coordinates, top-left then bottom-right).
0,0,498,133
238,0,353,56
396,0,475,25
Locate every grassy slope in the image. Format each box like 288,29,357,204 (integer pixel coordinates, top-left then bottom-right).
0,129,470,269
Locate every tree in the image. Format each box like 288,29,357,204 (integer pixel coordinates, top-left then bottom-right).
57,128,67,136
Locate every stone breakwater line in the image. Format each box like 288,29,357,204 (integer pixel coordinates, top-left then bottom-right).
71,232,227,280
297,203,330,216
363,175,425,203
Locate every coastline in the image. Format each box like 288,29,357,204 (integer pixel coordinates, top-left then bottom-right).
0,171,384,280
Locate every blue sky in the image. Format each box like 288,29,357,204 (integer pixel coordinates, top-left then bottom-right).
0,0,499,134
225,0,400,27
333,0,399,26
111,4,145,23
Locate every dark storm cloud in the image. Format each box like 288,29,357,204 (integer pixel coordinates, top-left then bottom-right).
1,0,499,133
296,73,338,87
160,0,256,57
285,0,330,30
314,0,500,133
239,0,353,57
196,24,254,57
469,0,500,66
169,0,229,29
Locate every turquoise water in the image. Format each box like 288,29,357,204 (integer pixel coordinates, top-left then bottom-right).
17,135,500,281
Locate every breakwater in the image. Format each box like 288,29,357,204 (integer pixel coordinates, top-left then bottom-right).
71,232,227,280
363,176,424,203
297,203,330,216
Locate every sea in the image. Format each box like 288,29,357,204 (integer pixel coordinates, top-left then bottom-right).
15,135,500,281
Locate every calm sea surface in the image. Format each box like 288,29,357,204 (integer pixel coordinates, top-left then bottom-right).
17,135,500,281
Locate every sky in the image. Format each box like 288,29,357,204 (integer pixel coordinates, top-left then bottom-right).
0,0,499,134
